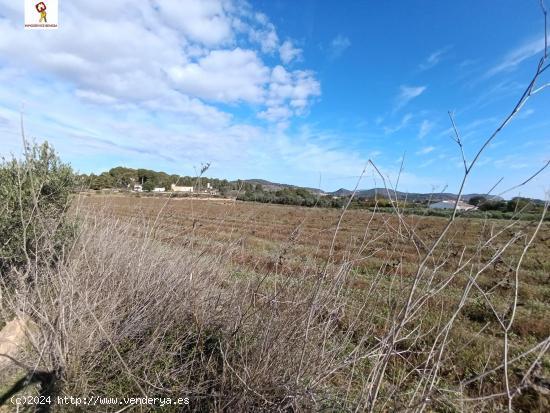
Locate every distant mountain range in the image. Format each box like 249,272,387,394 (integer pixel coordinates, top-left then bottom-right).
243,179,505,202
328,188,503,202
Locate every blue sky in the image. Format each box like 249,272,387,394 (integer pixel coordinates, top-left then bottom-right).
0,0,548,198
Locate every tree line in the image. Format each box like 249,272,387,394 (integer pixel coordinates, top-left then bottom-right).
76,166,240,193
237,186,346,208
76,166,546,218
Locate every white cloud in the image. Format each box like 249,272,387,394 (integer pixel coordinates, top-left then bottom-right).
75,90,118,105
257,106,293,122
384,113,413,135
517,108,535,119
0,5,186,102
419,46,451,70
154,0,233,46
328,35,351,59
279,40,303,64
168,48,269,103
248,16,280,53
416,146,435,155
0,0,320,124
487,37,545,76
418,120,434,139
395,85,427,111
261,66,321,122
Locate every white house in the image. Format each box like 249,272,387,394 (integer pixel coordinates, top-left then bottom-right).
133,184,143,192
429,200,476,211
153,187,165,192
171,184,193,193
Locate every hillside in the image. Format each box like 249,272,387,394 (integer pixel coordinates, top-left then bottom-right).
329,188,503,202
244,181,503,202
80,169,534,205
243,179,326,194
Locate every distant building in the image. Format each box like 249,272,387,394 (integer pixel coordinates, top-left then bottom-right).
171,184,193,193
153,187,165,192
429,200,476,211
133,184,143,192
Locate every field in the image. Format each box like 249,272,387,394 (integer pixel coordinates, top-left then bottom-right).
71,193,550,411
80,193,550,279
2,190,549,412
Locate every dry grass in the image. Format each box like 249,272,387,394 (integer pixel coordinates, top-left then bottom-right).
2,193,547,412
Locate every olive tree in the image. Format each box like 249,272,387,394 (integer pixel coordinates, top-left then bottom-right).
0,141,75,274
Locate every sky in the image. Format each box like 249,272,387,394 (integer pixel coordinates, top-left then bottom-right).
0,0,549,198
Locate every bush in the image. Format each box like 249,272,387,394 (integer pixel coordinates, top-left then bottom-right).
237,187,345,208
468,196,486,206
0,141,75,274
142,180,156,191
478,200,508,212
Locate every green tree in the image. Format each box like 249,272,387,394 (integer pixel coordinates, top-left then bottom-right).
109,166,136,188
468,196,486,206
0,141,76,273
507,197,531,212
142,180,155,191
479,200,508,212
91,172,115,189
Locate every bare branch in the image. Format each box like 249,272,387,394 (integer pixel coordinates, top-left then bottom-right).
448,111,468,173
